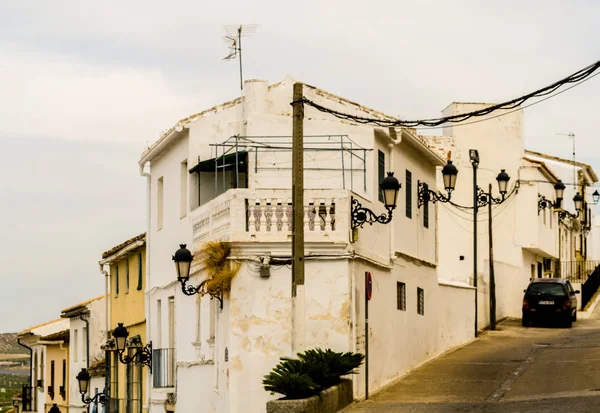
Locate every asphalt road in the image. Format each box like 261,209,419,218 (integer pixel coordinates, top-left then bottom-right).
346,305,600,413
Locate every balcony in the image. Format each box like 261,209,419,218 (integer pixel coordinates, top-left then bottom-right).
152,348,176,388
191,188,351,245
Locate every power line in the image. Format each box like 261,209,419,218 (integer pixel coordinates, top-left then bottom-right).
294,59,600,128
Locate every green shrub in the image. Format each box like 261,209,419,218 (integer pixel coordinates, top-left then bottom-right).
262,358,319,399
298,348,364,388
263,348,364,399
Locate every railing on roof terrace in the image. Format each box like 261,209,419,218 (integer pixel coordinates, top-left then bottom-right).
191,189,351,245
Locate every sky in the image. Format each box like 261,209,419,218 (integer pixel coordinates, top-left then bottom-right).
1,1,599,332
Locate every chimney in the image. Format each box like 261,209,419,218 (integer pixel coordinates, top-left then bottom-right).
244,79,268,115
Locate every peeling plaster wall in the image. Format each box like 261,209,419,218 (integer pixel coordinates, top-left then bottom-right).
227,259,351,413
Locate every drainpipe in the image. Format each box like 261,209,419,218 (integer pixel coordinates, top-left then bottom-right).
140,162,152,412
99,264,110,409
80,314,90,413
18,335,33,410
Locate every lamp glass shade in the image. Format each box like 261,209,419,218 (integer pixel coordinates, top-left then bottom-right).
593,190,600,205
441,160,458,192
554,180,566,201
76,368,90,394
496,169,510,195
380,172,401,209
573,193,583,211
173,244,193,280
112,323,129,352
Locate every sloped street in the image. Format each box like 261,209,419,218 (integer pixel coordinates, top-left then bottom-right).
347,303,600,413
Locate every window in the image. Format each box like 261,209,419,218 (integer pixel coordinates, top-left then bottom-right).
196,296,202,343
550,207,553,229
156,300,162,348
417,287,424,315
397,282,406,311
209,299,216,343
157,176,164,230
50,360,55,399
378,150,385,203
406,170,412,219
82,326,87,361
181,160,188,218
73,329,78,362
168,297,175,349
543,208,547,225
115,264,119,296
61,359,66,399
125,259,130,293
137,253,143,291
531,264,535,280
423,191,429,228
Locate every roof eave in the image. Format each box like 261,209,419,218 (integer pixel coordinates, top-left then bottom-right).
401,129,447,166
99,240,145,266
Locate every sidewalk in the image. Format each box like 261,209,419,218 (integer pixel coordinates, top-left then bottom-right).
345,314,600,412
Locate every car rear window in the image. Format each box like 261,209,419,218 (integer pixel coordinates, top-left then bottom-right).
527,283,567,296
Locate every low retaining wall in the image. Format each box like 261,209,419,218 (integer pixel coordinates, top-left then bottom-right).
266,379,353,413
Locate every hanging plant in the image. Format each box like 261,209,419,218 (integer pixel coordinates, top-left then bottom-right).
195,241,240,296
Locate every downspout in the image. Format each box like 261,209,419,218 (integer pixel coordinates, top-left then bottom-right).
140,162,152,412
388,143,395,262
81,314,90,413
99,264,110,407
18,335,33,410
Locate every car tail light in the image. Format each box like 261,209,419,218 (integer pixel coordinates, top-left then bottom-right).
563,299,571,310
523,299,529,309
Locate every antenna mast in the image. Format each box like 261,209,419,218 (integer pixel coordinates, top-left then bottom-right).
223,25,258,92
557,132,577,191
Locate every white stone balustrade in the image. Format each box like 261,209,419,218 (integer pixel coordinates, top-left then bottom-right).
190,189,350,245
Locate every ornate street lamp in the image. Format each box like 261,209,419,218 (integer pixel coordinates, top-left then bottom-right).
173,244,224,308
49,404,61,413
593,190,600,205
417,160,459,207
559,192,584,219
351,172,401,229
470,149,513,336
538,180,566,214
112,323,152,373
76,368,106,406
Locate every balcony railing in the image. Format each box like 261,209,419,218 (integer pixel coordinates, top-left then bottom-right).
21,385,32,412
191,188,351,245
556,260,600,283
152,348,175,388
108,398,141,413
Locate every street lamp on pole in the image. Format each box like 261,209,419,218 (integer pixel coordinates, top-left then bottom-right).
470,149,511,335
111,323,152,373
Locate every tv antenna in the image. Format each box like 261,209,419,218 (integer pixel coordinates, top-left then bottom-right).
557,132,576,190
223,25,258,92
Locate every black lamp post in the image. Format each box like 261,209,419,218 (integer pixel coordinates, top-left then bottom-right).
470,149,512,336
538,180,566,214
417,160,459,207
593,190,600,205
351,172,401,229
112,323,152,373
76,368,106,406
49,404,61,413
173,244,224,308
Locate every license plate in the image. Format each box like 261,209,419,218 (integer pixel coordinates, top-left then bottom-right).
539,300,554,305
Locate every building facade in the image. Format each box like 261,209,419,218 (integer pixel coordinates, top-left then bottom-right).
99,234,148,413
139,77,475,413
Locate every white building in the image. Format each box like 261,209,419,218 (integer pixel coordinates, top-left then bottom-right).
139,77,476,413
60,295,107,413
424,103,599,327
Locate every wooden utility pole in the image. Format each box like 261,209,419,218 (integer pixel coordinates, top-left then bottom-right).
488,183,497,330
291,83,306,353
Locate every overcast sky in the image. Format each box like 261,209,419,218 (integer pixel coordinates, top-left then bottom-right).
1,1,599,332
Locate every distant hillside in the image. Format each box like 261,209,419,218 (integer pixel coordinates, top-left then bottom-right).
0,333,28,355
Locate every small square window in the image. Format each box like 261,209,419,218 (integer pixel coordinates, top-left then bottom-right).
397,282,406,311
417,287,424,315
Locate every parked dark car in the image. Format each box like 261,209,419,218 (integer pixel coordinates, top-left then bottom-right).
522,278,579,328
